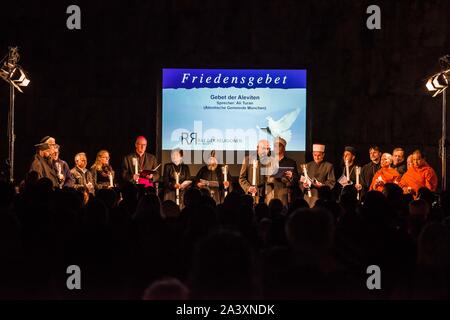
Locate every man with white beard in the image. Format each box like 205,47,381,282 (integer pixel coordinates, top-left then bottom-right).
239,139,276,205
300,144,335,207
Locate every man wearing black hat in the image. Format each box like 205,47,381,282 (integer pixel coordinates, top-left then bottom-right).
29,141,60,188
40,136,57,152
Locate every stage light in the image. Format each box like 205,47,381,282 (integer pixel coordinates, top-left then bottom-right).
1,65,30,93
426,71,449,97
426,78,435,91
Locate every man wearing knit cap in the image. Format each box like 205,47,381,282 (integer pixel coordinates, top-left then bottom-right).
267,136,299,207
29,140,60,188
300,143,335,207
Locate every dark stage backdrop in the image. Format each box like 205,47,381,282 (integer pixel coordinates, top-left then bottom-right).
1,0,449,188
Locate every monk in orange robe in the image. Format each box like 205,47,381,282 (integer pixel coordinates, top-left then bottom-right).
399,150,438,197
370,153,401,192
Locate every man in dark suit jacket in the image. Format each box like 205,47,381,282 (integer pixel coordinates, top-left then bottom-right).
269,137,299,208
121,136,160,185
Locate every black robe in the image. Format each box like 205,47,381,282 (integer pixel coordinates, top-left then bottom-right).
268,156,299,207
121,152,160,184
334,162,358,199
300,161,335,207
163,162,191,208
195,165,232,204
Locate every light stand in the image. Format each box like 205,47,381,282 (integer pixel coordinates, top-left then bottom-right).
0,47,30,183
441,87,447,191
8,79,16,183
425,55,450,191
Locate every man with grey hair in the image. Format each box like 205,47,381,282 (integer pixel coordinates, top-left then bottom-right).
71,152,94,193
121,136,160,186
51,144,74,188
239,139,276,204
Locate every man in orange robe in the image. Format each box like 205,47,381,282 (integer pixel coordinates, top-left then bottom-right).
370,153,401,192
399,150,438,197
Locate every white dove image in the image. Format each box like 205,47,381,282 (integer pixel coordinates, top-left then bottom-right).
257,108,300,143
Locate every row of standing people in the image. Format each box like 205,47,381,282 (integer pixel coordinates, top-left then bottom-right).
299,144,438,207
28,135,438,208
29,135,159,191
28,136,227,206
238,139,438,207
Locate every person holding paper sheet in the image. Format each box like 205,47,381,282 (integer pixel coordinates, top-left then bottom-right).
195,151,232,204
300,144,335,207
91,150,116,190
335,146,362,197
239,139,276,204
163,148,191,207
267,137,299,208
121,136,160,186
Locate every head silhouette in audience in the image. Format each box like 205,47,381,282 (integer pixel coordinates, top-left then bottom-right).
142,277,189,300
286,208,334,271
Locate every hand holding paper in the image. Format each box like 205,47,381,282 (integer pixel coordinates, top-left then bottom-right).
180,180,192,190
338,174,352,187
